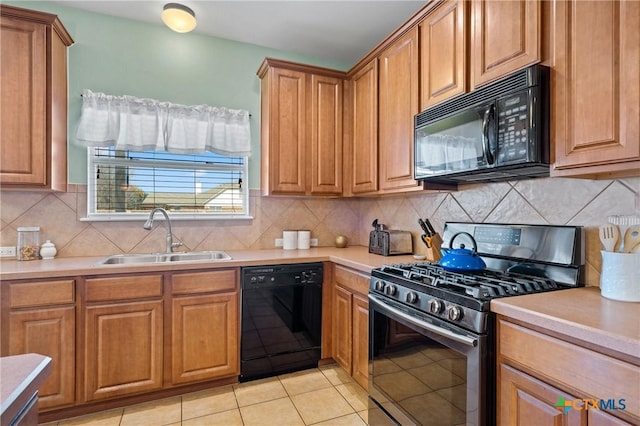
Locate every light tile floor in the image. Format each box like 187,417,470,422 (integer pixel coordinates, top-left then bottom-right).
40,365,370,426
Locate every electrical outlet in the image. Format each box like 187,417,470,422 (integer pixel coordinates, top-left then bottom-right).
0,246,16,258
310,238,318,247
275,238,283,247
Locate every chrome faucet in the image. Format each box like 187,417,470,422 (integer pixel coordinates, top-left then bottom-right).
143,208,183,253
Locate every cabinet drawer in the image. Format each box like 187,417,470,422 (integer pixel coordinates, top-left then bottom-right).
85,275,163,302
334,265,369,296
9,280,75,308
172,269,238,295
499,319,640,419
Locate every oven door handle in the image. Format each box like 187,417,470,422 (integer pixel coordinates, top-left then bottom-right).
369,294,478,347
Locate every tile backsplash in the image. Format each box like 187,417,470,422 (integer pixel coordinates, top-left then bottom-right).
1,176,638,287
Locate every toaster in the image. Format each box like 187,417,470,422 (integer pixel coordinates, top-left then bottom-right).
368,219,413,256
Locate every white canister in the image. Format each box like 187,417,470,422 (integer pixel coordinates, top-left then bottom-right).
283,230,298,250
40,240,57,260
600,251,640,302
298,230,311,250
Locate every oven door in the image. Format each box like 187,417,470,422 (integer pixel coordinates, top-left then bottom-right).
368,294,491,426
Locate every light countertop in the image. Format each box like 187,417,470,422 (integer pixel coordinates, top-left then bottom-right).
2,247,638,362
0,353,52,425
0,246,418,280
492,287,640,361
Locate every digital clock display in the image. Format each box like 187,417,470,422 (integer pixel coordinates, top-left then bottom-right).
474,226,522,245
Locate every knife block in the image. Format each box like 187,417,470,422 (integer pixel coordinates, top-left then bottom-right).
425,233,443,262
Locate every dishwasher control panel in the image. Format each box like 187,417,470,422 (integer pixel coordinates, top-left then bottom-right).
241,262,323,289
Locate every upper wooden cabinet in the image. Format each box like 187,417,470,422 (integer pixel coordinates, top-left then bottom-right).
470,0,541,89
345,59,379,195
0,5,73,191
551,0,640,178
379,27,421,193
258,58,344,196
420,0,468,110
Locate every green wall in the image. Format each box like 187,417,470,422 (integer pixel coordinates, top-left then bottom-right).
5,1,350,188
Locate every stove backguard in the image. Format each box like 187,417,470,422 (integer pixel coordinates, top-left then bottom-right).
441,222,585,287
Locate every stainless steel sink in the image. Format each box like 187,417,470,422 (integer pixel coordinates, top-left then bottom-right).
167,251,232,262
98,251,232,265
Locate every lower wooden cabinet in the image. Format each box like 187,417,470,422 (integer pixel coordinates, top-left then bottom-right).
497,317,638,425
331,265,369,389
499,363,585,425
351,294,369,389
84,300,164,401
2,279,76,410
83,275,164,401
170,269,239,384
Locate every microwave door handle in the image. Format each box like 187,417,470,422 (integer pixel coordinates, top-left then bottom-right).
482,105,496,165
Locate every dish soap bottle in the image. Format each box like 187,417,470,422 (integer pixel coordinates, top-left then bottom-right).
40,240,57,260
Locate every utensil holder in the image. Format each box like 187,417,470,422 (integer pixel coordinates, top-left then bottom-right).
600,251,640,302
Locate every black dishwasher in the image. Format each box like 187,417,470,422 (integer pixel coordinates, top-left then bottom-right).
240,262,323,382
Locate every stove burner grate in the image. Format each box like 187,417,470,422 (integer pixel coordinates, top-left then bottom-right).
377,261,560,301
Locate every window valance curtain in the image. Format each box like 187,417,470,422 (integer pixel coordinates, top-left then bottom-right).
76,89,251,156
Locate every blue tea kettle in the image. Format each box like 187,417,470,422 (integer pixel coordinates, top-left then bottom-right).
440,232,486,272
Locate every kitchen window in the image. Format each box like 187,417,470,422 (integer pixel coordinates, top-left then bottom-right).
85,147,249,220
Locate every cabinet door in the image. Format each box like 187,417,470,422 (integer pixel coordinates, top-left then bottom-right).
171,292,239,384
0,16,47,187
420,0,468,109
379,27,420,192
552,0,640,177
332,285,353,373
471,0,541,88
310,74,343,195
264,67,307,195
84,300,163,401
8,307,75,409
589,409,634,426
498,363,586,426
351,294,369,390
349,59,379,194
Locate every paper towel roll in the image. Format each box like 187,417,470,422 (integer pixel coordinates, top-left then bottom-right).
283,230,298,250
298,230,310,250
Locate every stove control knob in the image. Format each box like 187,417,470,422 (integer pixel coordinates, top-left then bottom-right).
447,306,463,322
384,284,397,296
406,292,419,304
428,299,443,314
374,280,385,291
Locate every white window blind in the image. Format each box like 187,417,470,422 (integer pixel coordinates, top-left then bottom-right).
86,147,249,220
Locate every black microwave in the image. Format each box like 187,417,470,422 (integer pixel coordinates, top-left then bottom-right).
414,64,550,185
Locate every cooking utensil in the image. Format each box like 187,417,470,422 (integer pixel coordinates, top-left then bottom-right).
622,225,640,253
424,219,437,236
439,232,486,272
598,224,620,252
418,218,432,236
630,243,640,253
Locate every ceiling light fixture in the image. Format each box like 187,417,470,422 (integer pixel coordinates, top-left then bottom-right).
161,3,197,33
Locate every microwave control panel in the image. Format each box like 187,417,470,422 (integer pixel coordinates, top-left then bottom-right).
497,91,531,163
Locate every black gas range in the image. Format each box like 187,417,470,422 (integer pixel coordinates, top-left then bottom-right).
368,222,585,426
